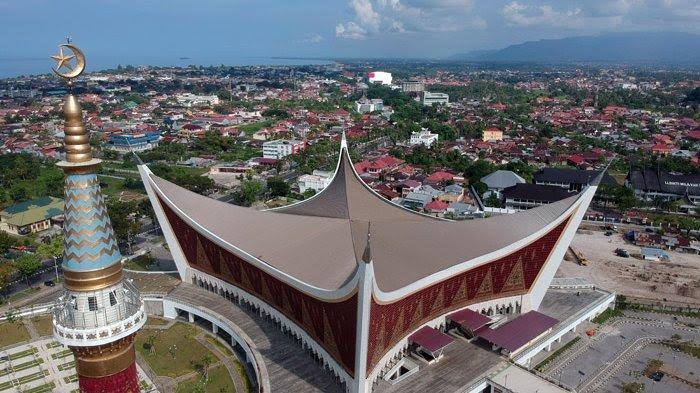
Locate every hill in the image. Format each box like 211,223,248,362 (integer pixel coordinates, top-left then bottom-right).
451,32,700,64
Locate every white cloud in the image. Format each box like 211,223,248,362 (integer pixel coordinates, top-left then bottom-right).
502,1,583,28
335,0,484,39
301,34,324,44
335,22,368,39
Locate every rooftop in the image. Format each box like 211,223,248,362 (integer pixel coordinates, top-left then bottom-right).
146,141,589,294
0,196,63,227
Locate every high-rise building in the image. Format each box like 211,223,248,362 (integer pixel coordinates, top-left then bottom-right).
50,42,146,393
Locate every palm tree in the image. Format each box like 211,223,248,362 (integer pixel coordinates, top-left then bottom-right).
146,335,157,356
200,354,213,383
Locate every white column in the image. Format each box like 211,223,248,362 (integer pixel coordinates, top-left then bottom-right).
352,260,375,393
213,324,218,334
188,312,194,323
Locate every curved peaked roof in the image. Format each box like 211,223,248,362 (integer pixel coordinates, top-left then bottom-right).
145,145,593,295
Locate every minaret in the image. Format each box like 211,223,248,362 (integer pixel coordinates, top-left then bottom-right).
50,41,146,393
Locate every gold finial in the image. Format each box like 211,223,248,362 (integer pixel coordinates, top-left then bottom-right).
52,41,97,170
51,43,86,82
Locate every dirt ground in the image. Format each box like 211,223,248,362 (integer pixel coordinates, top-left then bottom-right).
556,229,700,304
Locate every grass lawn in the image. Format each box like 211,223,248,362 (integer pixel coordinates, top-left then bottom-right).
4,286,41,304
176,364,235,393
145,316,170,327
237,120,273,136
0,322,31,348
136,322,213,378
97,175,126,198
124,254,155,271
31,315,54,337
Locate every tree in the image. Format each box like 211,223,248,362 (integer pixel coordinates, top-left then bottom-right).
0,231,18,254
235,180,262,206
0,263,17,296
146,334,157,355
302,189,316,200
266,177,290,198
13,254,41,287
37,236,63,260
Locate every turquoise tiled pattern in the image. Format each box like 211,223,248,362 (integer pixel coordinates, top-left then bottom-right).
62,173,122,272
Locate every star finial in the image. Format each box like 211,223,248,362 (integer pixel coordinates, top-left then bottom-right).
51,46,75,73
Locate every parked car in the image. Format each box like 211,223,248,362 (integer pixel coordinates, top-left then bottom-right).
615,248,630,258
44,280,55,287
605,231,614,236
650,371,664,382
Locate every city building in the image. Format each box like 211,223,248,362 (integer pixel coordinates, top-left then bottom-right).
106,131,161,152
421,91,449,106
140,134,600,393
0,196,63,235
409,129,439,147
482,127,504,142
298,170,334,193
627,169,700,205
354,98,384,114
502,183,576,211
175,93,220,107
262,139,306,159
481,170,526,199
401,81,424,93
367,71,392,85
535,168,617,192
52,79,145,392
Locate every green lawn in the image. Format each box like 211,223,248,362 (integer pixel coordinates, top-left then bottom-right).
31,315,54,337
145,316,170,327
0,322,31,347
4,286,41,304
236,120,273,136
136,322,213,378
176,364,235,393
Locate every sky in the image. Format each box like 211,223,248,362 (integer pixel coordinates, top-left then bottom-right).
1,0,699,62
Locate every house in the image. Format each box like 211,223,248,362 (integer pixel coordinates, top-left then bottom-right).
425,199,449,215
298,170,333,193
0,197,64,235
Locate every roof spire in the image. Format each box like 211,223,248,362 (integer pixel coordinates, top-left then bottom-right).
362,222,372,264
341,128,348,149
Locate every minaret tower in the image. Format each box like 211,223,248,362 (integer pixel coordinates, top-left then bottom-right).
50,41,146,393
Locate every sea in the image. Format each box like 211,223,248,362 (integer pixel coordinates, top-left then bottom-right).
0,55,332,79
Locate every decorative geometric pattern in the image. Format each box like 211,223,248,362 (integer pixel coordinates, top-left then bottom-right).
160,198,358,375
365,217,571,373
78,362,139,393
63,173,121,271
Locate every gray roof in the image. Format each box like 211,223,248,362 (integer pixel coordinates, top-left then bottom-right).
481,170,526,190
148,146,587,294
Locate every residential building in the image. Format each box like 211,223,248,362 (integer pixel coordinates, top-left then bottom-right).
401,81,424,93
481,170,526,199
410,130,439,147
535,168,617,192
298,170,334,193
422,91,449,106
176,93,220,107
0,196,63,235
262,139,306,159
482,127,504,142
354,98,384,114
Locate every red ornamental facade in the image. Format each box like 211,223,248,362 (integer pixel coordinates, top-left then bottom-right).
78,363,140,393
141,138,600,392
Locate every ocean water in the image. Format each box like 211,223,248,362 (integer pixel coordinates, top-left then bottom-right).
0,55,332,79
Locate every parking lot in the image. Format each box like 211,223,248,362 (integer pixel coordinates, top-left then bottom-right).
544,310,699,393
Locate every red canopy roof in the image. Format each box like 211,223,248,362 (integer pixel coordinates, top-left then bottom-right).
447,308,491,332
477,311,558,353
409,326,454,353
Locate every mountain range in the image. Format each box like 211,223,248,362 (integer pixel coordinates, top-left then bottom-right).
451,32,700,65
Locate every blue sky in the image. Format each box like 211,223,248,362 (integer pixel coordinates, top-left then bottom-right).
1,0,699,60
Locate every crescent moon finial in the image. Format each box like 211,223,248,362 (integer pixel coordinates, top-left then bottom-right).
51,43,86,81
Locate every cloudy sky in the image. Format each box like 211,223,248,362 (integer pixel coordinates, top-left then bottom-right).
1,0,699,60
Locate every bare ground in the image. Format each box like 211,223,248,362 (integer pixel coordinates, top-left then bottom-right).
556,230,700,304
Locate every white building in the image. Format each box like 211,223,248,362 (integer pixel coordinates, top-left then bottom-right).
410,130,439,147
354,98,384,114
422,91,449,106
298,170,334,193
176,93,220,107
262,139,306,159
367,71,392,85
